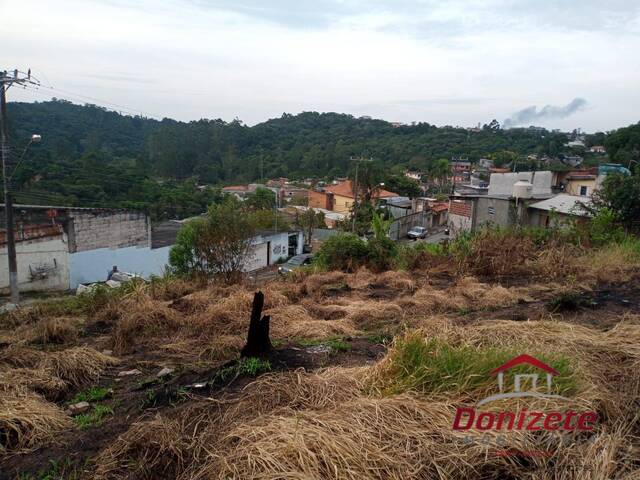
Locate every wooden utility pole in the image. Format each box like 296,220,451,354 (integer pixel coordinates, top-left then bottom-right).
1,69,40,304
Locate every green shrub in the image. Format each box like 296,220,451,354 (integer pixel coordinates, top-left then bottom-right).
367,236,397,271
588,208,627,246
314,233,369,272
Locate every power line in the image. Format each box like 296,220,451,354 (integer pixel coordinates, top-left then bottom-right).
22,83,158,119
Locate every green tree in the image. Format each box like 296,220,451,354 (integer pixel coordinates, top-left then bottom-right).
427,159,451,193
591,173,640,232
169,197,255,281
314,233,369,272
245,187,276,210
297,208,326,244
385,175,421,198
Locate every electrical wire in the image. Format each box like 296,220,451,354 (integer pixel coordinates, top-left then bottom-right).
21,83,158,119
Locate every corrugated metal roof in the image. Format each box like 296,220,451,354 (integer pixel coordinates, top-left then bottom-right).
528,194,592,216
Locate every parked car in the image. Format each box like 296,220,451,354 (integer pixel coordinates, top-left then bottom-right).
407,226,428,240
278,254,314,274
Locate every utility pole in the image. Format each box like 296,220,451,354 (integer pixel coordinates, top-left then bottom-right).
1,69,40,304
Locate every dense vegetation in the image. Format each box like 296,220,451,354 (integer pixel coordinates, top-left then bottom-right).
5,100,639,219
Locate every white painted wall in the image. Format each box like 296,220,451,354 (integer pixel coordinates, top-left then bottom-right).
448,213,473,238
0,235,70,293
69,246,171,288
243,231,304,272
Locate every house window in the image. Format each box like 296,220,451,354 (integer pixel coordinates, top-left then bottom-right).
579,186,588,196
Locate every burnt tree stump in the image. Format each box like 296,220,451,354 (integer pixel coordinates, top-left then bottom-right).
241,291,272,357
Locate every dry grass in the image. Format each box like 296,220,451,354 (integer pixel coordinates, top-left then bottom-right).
112,301,182,354
574,243,640,284
302,271,349,297
0,367,68,400
0,389,72,455
347,302,404,331
93,367,366,480
29,317,79,345
196,395,513,480
397,277,526,315
0,345,47,368
38,347,118,387
92,414,193,479
90,311,640,479
369,270,416,292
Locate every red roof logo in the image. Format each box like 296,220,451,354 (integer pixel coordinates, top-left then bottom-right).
490,354,559,376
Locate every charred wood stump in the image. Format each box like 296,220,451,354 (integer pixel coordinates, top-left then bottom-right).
241,291,272,357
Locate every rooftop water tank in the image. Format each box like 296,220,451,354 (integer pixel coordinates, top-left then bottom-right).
512,180,533,199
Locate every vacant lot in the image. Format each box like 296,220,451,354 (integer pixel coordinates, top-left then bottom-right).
1,245,639,479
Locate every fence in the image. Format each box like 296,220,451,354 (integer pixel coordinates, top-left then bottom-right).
388,211,431,240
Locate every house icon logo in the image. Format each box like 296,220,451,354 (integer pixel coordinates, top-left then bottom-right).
477,354,570,406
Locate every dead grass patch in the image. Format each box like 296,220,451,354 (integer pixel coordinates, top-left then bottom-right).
0,367,68,400
199,395,508,480
369,270,416,292
38,347,118,387
112,303,182,354
303,271,349,297
300,299,348,320
574,243,640,285
269,305,357,340
347,302,404,331
397,277,526,315
0,345,47,369
0,389,72,455
93,415,192,480
29,317,79,345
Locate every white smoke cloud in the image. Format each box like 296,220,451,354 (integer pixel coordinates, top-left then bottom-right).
503,98,588,128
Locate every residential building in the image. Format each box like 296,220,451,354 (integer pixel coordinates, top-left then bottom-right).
448,171,555,236
404,171,424,181
1,205,166,292
1,204,304,293
528,194,592,228
222,185,250,199
450,160,472,173
589,145,606,154
478,158,494,169
243,230,304,272
308,180,398,215
564,171,597,197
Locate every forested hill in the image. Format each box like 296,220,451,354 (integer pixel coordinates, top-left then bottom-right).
5,100,638,219
9,99,573,184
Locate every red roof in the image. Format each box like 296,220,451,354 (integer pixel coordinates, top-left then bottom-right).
324,180,398,199
222,185,248,192
490,354,559,376
430,203,449,213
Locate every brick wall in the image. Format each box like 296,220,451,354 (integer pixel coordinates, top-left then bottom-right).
449,200,473,218
69,211,149,252
309,190,331,210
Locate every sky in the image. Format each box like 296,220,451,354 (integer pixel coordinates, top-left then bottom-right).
2,0,640,131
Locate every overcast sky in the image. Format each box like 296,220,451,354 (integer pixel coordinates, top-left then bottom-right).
3,0,639,131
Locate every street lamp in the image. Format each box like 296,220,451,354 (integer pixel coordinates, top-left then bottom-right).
8,134,41,182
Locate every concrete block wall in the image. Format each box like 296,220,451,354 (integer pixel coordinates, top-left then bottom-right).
0,234,70,293
70,211,149,252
